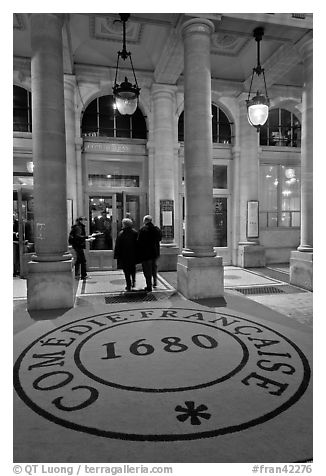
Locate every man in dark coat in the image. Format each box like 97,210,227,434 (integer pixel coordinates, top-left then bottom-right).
137,215,162,292
114,218,138,291
69,217,94,280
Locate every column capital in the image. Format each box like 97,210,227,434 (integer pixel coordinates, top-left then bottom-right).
75,138,83,150
64,74,76,88
181,18,215,39
151,83,177,99
231,145,241,157
146,142,155,154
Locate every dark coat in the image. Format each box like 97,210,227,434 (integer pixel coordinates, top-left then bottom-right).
137,222,162,262
70,222,87,249
114,227,138,269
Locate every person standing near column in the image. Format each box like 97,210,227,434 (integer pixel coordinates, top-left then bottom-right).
114,218,138,291
69,217,95,280
137,215,162,292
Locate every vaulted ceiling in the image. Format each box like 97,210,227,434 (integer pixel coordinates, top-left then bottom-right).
13,13,313,92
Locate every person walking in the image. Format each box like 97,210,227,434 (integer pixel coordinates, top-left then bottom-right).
137,215,162,292
114,218,138,291
69,217,95,280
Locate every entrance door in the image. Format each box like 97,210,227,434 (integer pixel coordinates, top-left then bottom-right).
13,184,35,278
87,193,141,270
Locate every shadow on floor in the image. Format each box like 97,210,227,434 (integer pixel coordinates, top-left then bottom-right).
28,307,71,321
191,296,227,308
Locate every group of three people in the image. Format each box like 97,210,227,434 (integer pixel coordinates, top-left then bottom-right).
70,215,162,292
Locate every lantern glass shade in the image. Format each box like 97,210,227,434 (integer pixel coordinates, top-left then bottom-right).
247,94,269,127
115,95,138,115
113,77,139,115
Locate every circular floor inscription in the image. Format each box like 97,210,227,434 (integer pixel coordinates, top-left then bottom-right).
14,307,310,441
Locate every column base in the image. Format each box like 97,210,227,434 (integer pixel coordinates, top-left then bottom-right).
158,244,179,271
27,259,75,311
177,255,224,299
238,244,266,268
290,250,313,291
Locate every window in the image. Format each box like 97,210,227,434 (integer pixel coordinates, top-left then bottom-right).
259,165,301,228
13,86,32,132
212,105,233,144
260,108,301,148
178,104,233,144
88,174,139,188
213,165,227,189
81,95,147,139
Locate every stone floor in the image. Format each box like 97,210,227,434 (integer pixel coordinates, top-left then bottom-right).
13,266,313,463
160,266,313,327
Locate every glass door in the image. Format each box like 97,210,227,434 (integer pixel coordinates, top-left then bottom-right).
123,193,140,230
87,193,141,270
13,184,34,278
89,196,114,250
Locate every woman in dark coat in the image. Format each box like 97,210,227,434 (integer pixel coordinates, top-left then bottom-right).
114,218,138,291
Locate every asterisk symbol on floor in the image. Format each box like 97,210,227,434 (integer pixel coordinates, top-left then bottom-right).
175,401,211,425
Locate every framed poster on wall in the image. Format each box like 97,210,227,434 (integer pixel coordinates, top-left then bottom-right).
160,199,174,242
247,200,259,239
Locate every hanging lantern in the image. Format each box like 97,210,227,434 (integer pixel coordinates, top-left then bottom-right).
113,14,140,116
246,27,270,131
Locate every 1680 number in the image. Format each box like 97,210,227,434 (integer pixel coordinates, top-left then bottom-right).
102,334,218,359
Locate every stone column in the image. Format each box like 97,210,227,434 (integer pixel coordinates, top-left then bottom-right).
177,18,223,298
27,13,74,310
237,98,265,267
290,34,313,290
151,84,179,270
64,74,78,224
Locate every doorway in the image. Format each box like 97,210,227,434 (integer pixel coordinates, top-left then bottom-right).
87,192,142,270
13,183,34,278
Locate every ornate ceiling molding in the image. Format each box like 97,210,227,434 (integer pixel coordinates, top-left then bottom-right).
90,15,143,44
13,13,25,30
211,32,250,56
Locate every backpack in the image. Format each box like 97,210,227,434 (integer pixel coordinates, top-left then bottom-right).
68,227,76,246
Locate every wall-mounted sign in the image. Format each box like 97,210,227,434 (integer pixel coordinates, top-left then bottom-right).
213,197,227,247
247,200,259,239
160,200,174,242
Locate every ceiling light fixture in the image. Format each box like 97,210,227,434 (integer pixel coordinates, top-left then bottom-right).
113,13,140,115
246,27,270,131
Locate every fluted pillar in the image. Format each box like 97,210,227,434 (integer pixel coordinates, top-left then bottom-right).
151,84,179,270
27,13,74,310
237,98,265,267
290,34,313,290
177,18,223,298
